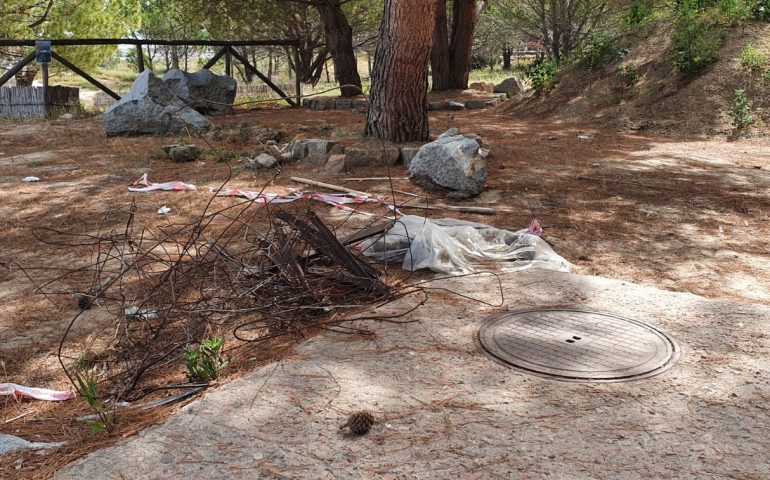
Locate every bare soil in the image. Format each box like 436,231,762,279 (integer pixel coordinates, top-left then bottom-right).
1,104,769,477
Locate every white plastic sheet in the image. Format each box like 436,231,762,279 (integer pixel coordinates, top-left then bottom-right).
361,215,571,275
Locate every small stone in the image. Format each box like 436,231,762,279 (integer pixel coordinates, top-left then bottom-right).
325,154,346,173
485,98,502,107
345,144,400,168
59,113,74,120
494,76,525,97
448,101,465,111
335,98,352,109
469,82,495,93
465,100,487,109
163,144,202,163
311,98,328,110
254,153,278,168
429,101,449,111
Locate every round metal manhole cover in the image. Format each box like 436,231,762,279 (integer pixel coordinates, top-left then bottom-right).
478,309,680,382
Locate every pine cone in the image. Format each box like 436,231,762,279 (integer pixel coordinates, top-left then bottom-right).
339,410,375,435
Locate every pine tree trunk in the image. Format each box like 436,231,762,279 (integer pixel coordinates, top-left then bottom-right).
502,47,512,71
316,1,363,97
447,0,478,89
430,1,451,91
365,0,438,143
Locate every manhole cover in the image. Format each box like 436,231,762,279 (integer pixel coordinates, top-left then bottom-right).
478,309,680,382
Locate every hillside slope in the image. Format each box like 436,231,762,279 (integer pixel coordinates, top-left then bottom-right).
504,21,770,136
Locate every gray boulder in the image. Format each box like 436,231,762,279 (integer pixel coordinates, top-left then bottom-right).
408,129,487,195
104,71,212,136
494,76,525,97
253,153,278,168
163,69,237,115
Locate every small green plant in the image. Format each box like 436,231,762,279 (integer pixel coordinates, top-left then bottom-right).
625,0,653,26
74,367,115,434
730,89,757,130
525,54,560,94
671,1,722,75
617,65,640,92
762,69,770,85
740,43,768,71
577,33,628,70
185,336,231,382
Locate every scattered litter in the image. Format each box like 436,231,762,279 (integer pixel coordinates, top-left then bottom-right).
210,187,384,215
157,205,172,215
0,434,65,455
577,135,592,142
124,306,159,319
129,173,197,192
22,176,40,182
0,383,76,401
362,216,571,274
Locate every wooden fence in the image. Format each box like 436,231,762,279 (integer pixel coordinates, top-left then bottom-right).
0,86,80,119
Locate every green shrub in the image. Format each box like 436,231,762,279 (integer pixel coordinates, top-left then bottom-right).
185,336,231,382
525,54,560,94
740,43,768,71
625,0,653,26
716,0,751,25
617,65,640,91
753,0,770,20
577,33,629,70
671,1,722,75
730,89,757,129
763,69,770,85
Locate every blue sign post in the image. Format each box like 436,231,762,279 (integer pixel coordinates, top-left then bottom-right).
35,40,52,64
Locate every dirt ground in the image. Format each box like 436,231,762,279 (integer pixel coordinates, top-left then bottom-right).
1,104,770,477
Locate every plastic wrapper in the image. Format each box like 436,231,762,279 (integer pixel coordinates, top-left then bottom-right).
361,215,571,275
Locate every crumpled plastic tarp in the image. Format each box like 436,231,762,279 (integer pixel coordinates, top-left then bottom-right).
0,383,76,401
361,215,571,275
0,434,65,455
129,173,197,192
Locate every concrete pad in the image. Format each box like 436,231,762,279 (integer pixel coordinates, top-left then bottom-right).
55,270,770,479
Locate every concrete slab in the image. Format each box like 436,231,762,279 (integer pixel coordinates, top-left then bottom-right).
55,270,770,479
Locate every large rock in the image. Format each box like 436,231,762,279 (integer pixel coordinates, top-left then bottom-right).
104,70,212,136
163,69,237,115
408,129,487,195
494,76,525,97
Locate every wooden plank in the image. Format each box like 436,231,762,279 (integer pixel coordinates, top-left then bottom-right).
289,176,374,197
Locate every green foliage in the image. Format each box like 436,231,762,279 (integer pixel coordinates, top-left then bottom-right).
576,33,628,70
74,367,114,434
617,65,640,91
730,89,757,129
715,0,752,25
763,69,770,85
185,337,231,383
525,54,560,94
625,0,653,26
740,43,768,71
752,0,770,20
671,1,723,75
